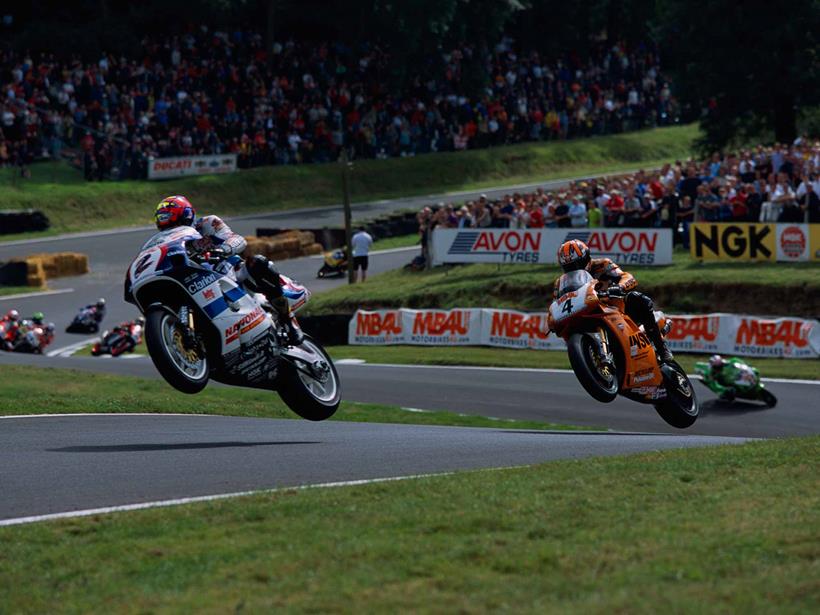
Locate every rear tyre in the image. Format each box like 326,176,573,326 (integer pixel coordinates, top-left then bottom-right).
145,306,209,394
654,362,699,428
567,333,619,403
277,335,340,421
760,388,777,408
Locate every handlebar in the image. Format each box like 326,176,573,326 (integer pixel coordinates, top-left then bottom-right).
186,241,228,264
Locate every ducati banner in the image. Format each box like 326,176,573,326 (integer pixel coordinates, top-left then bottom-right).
431,228,673,266
349,309,820,358
147,154,238,180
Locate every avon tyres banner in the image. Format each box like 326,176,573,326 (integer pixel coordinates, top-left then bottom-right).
431,228,673,266
349,309,820,358
147,154,238,180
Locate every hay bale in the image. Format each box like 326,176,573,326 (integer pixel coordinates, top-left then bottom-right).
303,242,323,256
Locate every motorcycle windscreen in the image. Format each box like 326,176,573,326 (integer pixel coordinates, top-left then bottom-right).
557,270,594,296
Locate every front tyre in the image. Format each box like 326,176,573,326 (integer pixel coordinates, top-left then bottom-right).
145,306,209,394
567,333,619,403
277,335,340,421
760,388,777,408
654,362,699,428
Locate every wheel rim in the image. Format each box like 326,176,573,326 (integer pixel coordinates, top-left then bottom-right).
584,337,617,392
666,366,697,415
295,340,338,403
160,313,207,380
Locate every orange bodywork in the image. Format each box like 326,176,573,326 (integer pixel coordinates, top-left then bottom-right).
550,288,663,394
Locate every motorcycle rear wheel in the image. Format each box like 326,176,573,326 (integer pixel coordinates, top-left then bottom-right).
145,306,209,394
653,362,699,428
567,332,619,403
277,335,340,421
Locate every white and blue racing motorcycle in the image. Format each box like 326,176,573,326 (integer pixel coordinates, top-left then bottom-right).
124,226,340,420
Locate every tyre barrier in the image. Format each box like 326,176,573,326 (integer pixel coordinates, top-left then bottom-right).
256,210,419,250
0,210,50,235
7,252,90,286
244,230,323,262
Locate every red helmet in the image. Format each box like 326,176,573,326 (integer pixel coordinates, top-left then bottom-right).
557,239,591,272
154,196,195,230
5,309,19,321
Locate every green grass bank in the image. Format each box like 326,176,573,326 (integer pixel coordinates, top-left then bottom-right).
1,436,816,612
306,251,820,317
1,125,698,237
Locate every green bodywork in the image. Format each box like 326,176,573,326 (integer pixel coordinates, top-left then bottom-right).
694,358,764,398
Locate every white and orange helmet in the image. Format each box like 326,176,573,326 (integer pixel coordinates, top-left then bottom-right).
557,239,591,272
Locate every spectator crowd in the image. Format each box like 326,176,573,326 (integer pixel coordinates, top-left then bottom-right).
1,28,679,180
416,140,820,254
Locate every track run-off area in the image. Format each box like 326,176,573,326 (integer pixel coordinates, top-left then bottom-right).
1,181,818,524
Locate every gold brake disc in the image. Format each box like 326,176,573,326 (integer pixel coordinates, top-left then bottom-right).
172,329,199,363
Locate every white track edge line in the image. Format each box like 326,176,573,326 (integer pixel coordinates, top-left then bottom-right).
46,336,99,357
0,288,74,302
0,472,457,527
338,361,820,385
0,412,217,420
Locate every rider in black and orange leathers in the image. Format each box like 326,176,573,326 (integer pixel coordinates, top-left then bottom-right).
553,239,673,363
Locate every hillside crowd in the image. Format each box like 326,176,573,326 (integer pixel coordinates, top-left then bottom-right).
417,140,820,250
0,29,678,180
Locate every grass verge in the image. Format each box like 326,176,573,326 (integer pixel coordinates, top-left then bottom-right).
305,251,820,317
0,125,698,237
1,436,817,612
328,345,820,380
0,364,577,430
0,286,44,298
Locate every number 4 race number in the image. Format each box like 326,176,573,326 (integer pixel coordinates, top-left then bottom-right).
561,299,573,314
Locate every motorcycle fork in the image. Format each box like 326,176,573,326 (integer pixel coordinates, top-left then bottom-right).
592,326,615,368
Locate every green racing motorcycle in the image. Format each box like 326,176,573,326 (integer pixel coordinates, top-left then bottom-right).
694,357,777,408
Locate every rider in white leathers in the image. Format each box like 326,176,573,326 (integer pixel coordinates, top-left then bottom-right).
155,196,303,345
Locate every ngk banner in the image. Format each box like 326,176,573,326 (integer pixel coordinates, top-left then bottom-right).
690,223,818,262
431,228,672,266
349,309,820,358
481,309,565,350
148,154,238,180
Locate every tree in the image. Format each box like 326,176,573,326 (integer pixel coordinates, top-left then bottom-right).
655,0,820,148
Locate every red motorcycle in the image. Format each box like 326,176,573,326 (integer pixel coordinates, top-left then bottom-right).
91,321,143,357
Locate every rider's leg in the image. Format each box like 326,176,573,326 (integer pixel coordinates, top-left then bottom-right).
244,255,304,345
625,291,674,363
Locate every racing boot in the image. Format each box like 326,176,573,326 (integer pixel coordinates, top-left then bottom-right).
270,295,304,346
246,256,303,346
645,320,674,364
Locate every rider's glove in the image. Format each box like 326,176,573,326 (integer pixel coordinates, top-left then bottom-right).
607,285,624,298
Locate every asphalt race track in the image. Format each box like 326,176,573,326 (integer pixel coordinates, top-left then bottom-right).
1,184,818,522
0,414,749,522
2,351,817,438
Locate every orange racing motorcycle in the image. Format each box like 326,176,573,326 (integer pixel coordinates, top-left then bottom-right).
548,270,699,428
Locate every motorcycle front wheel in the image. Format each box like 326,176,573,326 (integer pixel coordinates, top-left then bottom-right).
277,335,340,421
759,388,777,408
145,306,209,394
567,332,619,403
